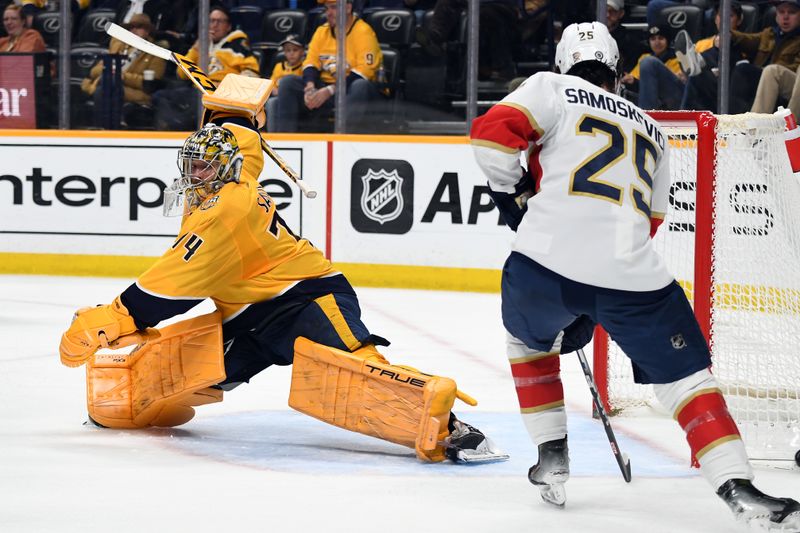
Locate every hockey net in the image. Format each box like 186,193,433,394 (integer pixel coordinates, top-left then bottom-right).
593,111,800,461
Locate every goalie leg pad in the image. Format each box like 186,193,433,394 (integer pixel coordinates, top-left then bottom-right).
86,312,226,429
289,337,462,462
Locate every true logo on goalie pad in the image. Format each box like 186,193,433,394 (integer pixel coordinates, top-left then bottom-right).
365,364,427,387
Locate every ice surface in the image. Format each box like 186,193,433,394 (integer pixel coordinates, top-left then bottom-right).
1,275,796,533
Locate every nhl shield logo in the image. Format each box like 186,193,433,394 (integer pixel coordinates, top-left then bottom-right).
360,168,404,224
670,333,687,350
351,159,414,234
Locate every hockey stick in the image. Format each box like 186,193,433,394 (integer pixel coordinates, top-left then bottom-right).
106,23,317,199
576,348,632,482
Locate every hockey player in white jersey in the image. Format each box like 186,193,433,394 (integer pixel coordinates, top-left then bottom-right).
470,21,800,532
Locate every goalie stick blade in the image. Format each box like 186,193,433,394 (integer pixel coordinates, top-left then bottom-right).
106,23,173,61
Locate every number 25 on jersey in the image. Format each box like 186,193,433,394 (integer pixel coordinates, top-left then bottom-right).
569,114,658,219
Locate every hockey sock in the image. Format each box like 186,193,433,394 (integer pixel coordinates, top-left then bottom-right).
654,369,753,489
507,334,567,445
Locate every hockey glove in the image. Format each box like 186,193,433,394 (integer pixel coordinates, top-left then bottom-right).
560,314,596,355
487,171,535,231
59,296,139,368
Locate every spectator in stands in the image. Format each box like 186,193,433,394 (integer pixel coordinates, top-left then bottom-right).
274,0,382,132
115,0,177,36
646,0,684,27
266,34,305,131
81,13,167,129
678,0,800,114
19,0,91,28
152,5,259,131
750,1,800,117
606,0,648,74
270,34,306,93
403,0,437,25
160,0,198,54
552,0,591,27
19,0,46,28
0,4,45,53
622,25,683,110
677,2,744,112
415,0,520,81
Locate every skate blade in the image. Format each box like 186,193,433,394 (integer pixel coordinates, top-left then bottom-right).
452,450,510,464
538,483,566,508
743,511,800,532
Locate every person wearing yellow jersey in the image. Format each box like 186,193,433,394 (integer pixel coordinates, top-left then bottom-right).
274,0,382,132
58,75,508,465
621,25,684,110
266,34,305,131
153,5,259,130
270,34,306,91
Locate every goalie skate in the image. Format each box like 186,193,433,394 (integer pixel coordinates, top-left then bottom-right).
444,419,509,464
528,437,570,508
718,479,800,532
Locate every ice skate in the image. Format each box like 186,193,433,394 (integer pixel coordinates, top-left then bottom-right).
718,479,800,532
445,418,509,464
528,437,570,508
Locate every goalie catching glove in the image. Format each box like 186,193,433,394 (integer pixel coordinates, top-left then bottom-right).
59,296,139,367
487,170,535,231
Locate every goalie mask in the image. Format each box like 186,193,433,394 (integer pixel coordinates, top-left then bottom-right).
163,124,244,217
555,22,621,90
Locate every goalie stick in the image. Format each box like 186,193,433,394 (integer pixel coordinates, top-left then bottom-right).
106,23,317,199
576,348,632,483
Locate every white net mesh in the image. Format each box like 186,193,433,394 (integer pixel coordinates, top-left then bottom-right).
603,113,800,460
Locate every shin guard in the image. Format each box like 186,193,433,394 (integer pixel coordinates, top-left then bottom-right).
654,369,753,488
507,334,566,446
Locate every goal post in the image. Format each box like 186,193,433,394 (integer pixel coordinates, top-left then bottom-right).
593,110,800,461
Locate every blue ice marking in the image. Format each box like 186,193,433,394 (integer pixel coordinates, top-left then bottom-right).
161,411,694,478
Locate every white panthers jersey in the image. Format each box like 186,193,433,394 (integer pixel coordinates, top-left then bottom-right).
471,71,674,291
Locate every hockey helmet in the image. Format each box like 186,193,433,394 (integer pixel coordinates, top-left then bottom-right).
164,123,244,216
555,22,620,77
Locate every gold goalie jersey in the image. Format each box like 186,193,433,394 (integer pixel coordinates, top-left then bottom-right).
120,117,338,332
